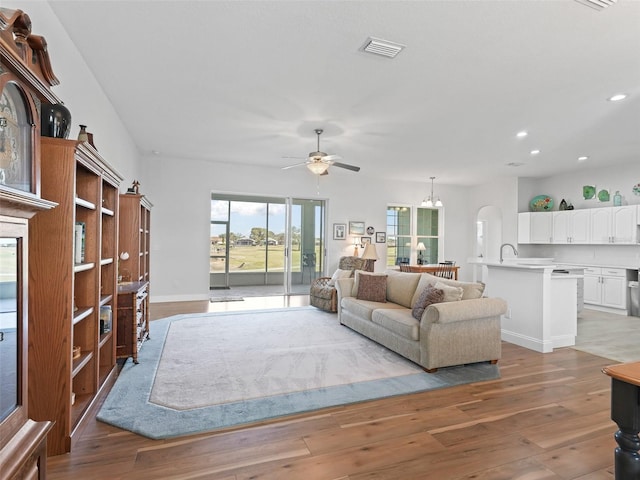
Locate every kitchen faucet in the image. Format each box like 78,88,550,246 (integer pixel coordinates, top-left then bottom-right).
500,243,518,263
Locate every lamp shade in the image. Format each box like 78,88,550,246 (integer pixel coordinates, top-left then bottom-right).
307,161,330,175
361,243,378,260
416,242,426,251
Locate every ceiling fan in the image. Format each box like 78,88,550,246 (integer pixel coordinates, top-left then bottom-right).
282,129,361,175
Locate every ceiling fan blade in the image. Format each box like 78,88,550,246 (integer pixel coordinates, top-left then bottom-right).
323,154,342,161
331,162,361,172
281,161,309,170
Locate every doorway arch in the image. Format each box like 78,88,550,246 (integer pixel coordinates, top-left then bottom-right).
476,205,502,262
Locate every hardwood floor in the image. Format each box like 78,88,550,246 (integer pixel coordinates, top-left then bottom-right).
46,298,620,479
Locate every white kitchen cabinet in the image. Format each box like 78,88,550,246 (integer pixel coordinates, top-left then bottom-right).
552,210,591,244
583,266,628,312
518,212,553,244
517,212,531,244
590,206,638,244
519,206,638,245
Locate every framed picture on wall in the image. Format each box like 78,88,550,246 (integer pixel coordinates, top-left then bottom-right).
333,223,346,240
349,221,365,235
376,232,386,243
361,236,371,245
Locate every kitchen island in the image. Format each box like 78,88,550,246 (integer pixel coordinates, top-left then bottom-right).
480,261,583,353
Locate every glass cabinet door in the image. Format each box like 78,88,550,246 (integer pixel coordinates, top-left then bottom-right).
0,81,34,193
0,236,20,422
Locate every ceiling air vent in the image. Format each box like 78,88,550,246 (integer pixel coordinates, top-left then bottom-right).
574,0,617,11
361,37,405,58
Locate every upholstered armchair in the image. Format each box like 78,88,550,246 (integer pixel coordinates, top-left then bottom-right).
309,256,374,312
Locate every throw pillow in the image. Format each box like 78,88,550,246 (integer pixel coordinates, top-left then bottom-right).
327,268,352,286
356,273,388,302
411,284,445,320
434,281,464,302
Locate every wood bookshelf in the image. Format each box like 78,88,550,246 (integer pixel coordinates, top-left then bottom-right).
28,138,123,455
118,193,152,284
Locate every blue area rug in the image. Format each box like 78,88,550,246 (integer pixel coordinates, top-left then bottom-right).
97,308,500,439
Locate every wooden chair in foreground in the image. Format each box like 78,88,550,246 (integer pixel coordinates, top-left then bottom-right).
434,261,456,279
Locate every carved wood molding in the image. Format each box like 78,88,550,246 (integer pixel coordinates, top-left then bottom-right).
0,7,61,104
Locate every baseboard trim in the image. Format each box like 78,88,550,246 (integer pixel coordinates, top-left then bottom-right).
150,293,210,303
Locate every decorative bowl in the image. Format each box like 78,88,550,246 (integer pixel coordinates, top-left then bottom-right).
530,195,554,212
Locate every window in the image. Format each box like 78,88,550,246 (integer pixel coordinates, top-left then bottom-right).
386,206,411,267
386,205,442,267
416,207,439,264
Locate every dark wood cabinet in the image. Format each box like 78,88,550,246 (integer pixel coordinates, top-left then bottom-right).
1,7,60,474
117,281,149,364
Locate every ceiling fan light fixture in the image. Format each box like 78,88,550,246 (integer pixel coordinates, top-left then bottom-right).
307,162,330,175
308,151,327,160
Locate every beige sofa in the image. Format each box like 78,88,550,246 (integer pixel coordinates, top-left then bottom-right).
335,270,507,372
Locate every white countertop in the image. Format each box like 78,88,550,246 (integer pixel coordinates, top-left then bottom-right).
468,258,637,271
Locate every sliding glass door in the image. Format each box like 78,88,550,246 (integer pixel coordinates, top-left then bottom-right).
210,194,325,295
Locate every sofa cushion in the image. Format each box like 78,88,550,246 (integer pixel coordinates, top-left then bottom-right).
341,297,403,321
356,272,387,302
434,281,464,302
411,284,445,320
411,273,485,305
385,270,421,307
371,308,420,341
352,271,386,296
327,268,352,286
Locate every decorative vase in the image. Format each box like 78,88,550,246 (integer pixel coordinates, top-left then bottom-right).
40,103,71,138
559,199,567,210
77,124,89,142
613,191,622,206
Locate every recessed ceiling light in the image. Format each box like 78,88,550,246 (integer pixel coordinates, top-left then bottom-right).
530,149,541,155
578,156,588,161
608,93,627,102
516,131,528,138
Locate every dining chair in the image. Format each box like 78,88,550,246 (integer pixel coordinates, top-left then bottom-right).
435,261,456,279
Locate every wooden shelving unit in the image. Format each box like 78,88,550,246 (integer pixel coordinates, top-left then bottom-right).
116,194,152,363
118,193,152,284
28,138,123,455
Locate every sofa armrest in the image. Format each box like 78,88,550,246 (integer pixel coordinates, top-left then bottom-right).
423,297,507,324
310,276,332,291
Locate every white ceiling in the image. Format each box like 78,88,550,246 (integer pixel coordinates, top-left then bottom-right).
47,0,639,186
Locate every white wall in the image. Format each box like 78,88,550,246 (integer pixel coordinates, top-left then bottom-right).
143,153,474,301
3,1,142,186
469,177,520,257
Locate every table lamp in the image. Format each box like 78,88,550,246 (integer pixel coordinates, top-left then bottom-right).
361,243,378,261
